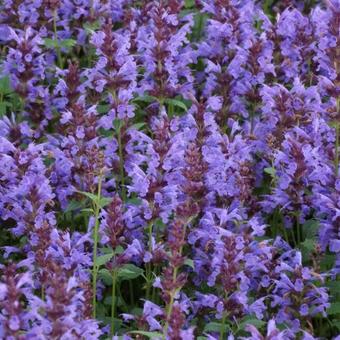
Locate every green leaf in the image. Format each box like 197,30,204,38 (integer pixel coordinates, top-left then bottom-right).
114,245,124,255
98,268,113,285
192,12,208,42
78,190,98,202
97,104,110,114
184,0,195,8
326,280,340,295
204,322,230,333
113,119,124,133
154,218,165,231
81,208,94,213
321,254,336,271
60,38,76,48
44,38,76,49
0,76,11,94
126,197,143,206
99,197,112,208
77,191,111,207
328,302,340,315
333,320,340,330
264,167,276,177
84,21,100,34
0,102,7,116
128,331,163,338
43,38,59,48
95,253,113,267
184,258,194,269
300,238,316,251
117,264,144,281
299,238,316,262
129,122,146,131
237,316,266,331
65,200,83,213
164,98,188,111
132,95,157,103
302,219,319,239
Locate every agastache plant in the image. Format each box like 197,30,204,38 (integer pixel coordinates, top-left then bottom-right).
2,27,51,135
1,0,340,339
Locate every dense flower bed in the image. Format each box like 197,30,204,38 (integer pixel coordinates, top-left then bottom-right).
0,0,339,339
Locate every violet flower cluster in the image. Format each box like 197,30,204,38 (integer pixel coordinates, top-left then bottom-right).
0,0,339,339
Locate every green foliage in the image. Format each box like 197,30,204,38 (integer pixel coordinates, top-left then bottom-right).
117,264,144,281
264,167,276,177
204,322,230,333
95,253,114,267
236,316,266,333
0,76,16,117
128,331,163,338
44,38,76,49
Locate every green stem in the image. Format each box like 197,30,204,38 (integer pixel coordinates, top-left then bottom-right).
282,225,289,244
290,227,297,247
194,13,204,42
53,10,62,68
220,311,227,340
92,170,103,318
111,268,117,336
168,101,174,118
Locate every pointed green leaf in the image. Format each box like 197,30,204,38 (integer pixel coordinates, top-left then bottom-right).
164,98,187,111
60,38,76,48
128,331,162,339
117,264,144,280
328,302,340,315
129,122,146,131
81,208,94,213
132,95,157,103
98,268,113,285
302,219,319,239
0,76,11,94
113,119,124,133
204,322,230,333
95,253,113,267
126,197,143,206
184,258,194,269
43,38,59,48
264,167,276,177
238,316,266,331
65,200,83,213
99,197,112,208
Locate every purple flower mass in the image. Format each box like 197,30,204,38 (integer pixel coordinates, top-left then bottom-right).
0,0,339,338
